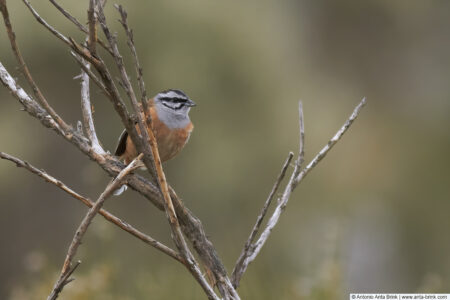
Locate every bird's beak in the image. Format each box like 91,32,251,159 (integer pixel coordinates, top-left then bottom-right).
186,99,196,107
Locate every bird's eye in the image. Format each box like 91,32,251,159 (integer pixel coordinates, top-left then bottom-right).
162,101,184,110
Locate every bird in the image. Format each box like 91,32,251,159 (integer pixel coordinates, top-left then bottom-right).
113,89,196,195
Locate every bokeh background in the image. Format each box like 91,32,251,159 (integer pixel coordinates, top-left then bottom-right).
1,1,449,299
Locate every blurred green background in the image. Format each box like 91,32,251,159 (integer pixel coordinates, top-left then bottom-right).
1,0,449,299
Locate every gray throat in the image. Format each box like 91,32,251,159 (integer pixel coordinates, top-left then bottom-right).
156,105,191,129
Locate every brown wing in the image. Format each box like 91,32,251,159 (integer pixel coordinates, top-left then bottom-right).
114,129,128,156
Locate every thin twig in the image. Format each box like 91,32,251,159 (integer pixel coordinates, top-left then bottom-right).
47,153,144,300
48,0,113,55
0,151,181,262
293,97,367,188
0,0,71,132
47,260,80,299
231,98,367,288
231,152,294,287
22,0,72,46
115,5,148,110
87,0,97,54
49,0,84,31
297,100,305,169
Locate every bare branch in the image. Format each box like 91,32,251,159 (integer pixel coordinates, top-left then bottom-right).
0,151,181,261
0,0,71,132
49,0,84,31
76,0,102,154
47,153,144,300
46,260,80,300
231,152,294,287
1,42,237,300
79,59,105,154
232,98,367,288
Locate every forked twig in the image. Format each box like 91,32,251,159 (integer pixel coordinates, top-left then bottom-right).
231,152,294,286
293,98,367,188
47,260,81,299
231,98,367,288
47,154,144,300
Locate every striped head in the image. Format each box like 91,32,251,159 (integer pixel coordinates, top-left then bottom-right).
153,89,196,129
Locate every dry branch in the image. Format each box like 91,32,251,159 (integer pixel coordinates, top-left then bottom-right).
0,151,181,261
292,98,367,188
231,152,294,286
87,0,97,54
48,154,144,300
79,58,105,154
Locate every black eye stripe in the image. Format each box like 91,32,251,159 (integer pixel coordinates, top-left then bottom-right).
160,97,188,103
162,102,184,110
